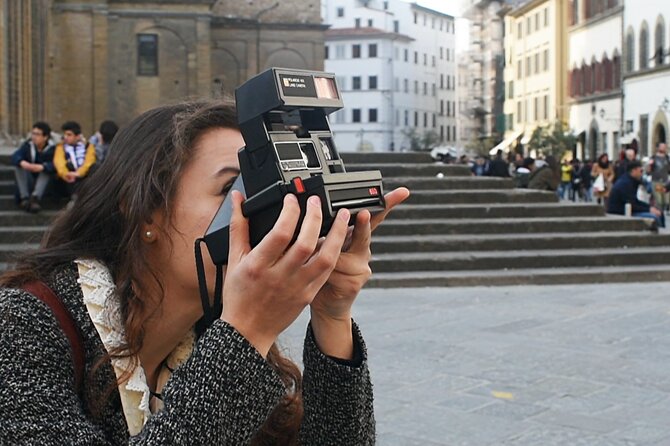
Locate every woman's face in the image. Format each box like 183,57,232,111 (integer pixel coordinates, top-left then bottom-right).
148,127,244,310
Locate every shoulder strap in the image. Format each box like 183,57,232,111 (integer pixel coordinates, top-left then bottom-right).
22,281,85,394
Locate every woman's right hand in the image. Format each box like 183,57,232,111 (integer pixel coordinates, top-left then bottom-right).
220,191,350,358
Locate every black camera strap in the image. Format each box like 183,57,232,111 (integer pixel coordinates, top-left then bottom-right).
194,238,223,335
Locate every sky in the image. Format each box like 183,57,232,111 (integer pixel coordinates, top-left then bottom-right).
404,0,471,53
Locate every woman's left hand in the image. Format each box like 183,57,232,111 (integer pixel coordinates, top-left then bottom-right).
309,187,410,359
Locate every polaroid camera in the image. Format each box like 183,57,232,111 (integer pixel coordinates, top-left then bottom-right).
203,68,386,265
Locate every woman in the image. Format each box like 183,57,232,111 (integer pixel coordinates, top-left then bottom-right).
591,153,615,206
0,101,409,444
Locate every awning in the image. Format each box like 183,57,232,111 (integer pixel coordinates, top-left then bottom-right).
520,134,532,145
489,130,523,155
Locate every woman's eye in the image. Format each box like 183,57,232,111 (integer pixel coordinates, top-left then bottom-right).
221,175,238,196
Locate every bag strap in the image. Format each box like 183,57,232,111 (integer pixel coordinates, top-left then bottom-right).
22,281,85,394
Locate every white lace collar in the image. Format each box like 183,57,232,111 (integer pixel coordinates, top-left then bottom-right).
75,259,196,436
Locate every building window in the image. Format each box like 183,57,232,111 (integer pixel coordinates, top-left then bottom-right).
404,110,409,126
424,113,428,127
369,109,378,123
440,100,444,115
137,34,158,76
423,53,427,65
613,54,621,87
414,111,418,126
640,22,649,70
655,18,666,66
543,95,549,120
414,80,419,94
447,126,451,141
526,56,531,76
602,132,608,153
337,7,345,17
509,80,514,99
535,12,540,31
353,44,361,58
626,29,635,72
543,49,549,71
353,76,361,90
440,47,444,59
423,82,428,95
394,20,400,33
517,102,522,123
432,55,436,67
324,45,329,60
352,109,361,123
404,49,409,62
404,79,409,93
570,0,579,26
534,97,539,121
369,44,378,58
414,12,418,24
369,76,378,89
432,83,436,96
414,51,419,64
335,45,345,59
517,60,523,79
394,77,399,91
368,19,373,27
526,17,531,35
440,126,445,141
355,18,361,28
440,74,444,89
534,53,540,74
384,1,389,10
517,22,522,38
544,8,549,27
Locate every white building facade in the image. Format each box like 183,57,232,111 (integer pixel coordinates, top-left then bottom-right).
623,0,670,157
323,0,457,152
567,0,623,161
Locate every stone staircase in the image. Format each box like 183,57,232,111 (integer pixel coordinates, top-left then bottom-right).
343,151,670,287
2,152,670,287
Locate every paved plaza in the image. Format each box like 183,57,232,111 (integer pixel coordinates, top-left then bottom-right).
282,282,670,445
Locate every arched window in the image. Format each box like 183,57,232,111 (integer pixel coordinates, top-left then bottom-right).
608,0,618,7
602,54,612,91
579,61,587,96
626,28,635,72
640,22,649,70
570,0,580,25
591,56,603,93
613,50,621,89
656,16,666,66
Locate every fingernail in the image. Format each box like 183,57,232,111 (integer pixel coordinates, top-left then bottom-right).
285,194,297,204
308,195,321,207
339,209,350,222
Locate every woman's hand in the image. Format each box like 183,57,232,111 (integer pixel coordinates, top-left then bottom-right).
309,187,410,359
220,191,350,358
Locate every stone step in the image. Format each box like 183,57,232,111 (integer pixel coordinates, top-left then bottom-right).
0,210,59,226
371,231,670,253
0,243,40,261
340,151,434,164
384,176,514,191
0,227,46,244
373,216,647,236
366,264,670,287
405,189,558,205
386,203,604,219
369,246,670,273
347,163,471,177
0,180,13,194
0,166,13,182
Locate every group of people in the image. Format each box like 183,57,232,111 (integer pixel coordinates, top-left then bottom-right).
10,119,118,212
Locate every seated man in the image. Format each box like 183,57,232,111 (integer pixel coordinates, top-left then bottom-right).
11,121,56,213
53,121,96,200
608,161,665,229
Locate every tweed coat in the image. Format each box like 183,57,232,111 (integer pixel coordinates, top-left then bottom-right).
0,263,375,445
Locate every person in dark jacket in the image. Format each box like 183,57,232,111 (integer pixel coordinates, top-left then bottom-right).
0,101,410,444
528,156,560,191
11,121,56,213
488,150,511,177
608,160,664,228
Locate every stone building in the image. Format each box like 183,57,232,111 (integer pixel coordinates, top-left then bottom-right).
567,0,622,161
622,0,670,157
0,0,327,137
502,0,569,152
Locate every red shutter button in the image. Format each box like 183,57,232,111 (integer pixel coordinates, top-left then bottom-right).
292,177,305,194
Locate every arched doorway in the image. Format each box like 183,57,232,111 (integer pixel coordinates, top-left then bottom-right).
652,109,669,150
588,119,600,160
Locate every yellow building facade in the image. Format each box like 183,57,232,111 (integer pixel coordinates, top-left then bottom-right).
502,0,569,153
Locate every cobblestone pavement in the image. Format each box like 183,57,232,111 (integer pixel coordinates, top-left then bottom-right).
281,283,670,445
